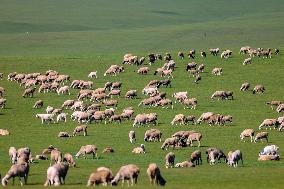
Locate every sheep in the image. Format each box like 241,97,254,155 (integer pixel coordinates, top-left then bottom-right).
161,137,178,150
243,58,252,65
87,168,114,186
228,150,243,167
102,147,114,153
259,145,279,156
35,114,54,124
1,162,29,186
253,85,265,94
125,89,137,99
224,91,234,100
0,128,10,135
56,113,68,123
240,129,255,142
44,162,69,186
63,153,76,167
184,115,196,125
208,150,220,165
212,68,222,75
111,82,122,90
7,72,17,81
46,106,54,114
35,154,49,160
75,144,98,159
0,87,5,97
186,62,197,71
266,100,282,110
73,125,88,136
22,87,36,98
144,129,162,142
240,82,250,91
109,114,122,123
104,100,118,108
279,122,284,132
178,52,184,59
220,50,232,59
197,64,205,72
58,132,71,138
17,147,32,163
129,130,136,143
57,86,70,95
171,114,185,125
276,104,284,113
33,100,43,109
210,48,219,56
254,132,269,143
132,144,145,154
165,152,175,168
259,119,278,130
50,149,62,165
0,72,3,80
206,148,227,163
211,91,226,100
0,98,7,108
194,74,201,84
172,91,188,103
132,114,147,127
190,150,202,165
197,112,215,124
137,67,149,74
88,71,98,78
188,50,195,59
9,147,17,164
161,69,173,78
147,163,166,186
182,98,197,109
108,89,121,98
221,115,233,124
157,79,171,88
200,51,206,58
240,46,251,54
155,99,173,109
111,164,140,186
123,54,139,64
142,87,158,96
175,161,195,168
258,155,280,161
121,108,134,120
186,132,202,147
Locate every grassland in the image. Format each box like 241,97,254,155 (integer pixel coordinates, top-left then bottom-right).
0,0,284,188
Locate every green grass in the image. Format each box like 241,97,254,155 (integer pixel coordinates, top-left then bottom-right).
0,0,284,188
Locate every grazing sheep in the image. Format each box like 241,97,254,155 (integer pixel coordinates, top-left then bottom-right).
57,86,70,95
184,115,196,125
73,125,88,136
75,145,98,159
104,100,118,108
279,122,284,131
172,91,188,103
259,119,278,130
161,137,178,150
276,104,284,113
63,153,76,167
165,152,175,168
206,148,227,163
253,85,265,94
61,100,75,109
58,132,71,138
0,98,7,108
123,54,139,64
254,132,269,143
147,163,166,186
175,161,195,168
259,145,279,156
221,115,233,124
108,89,121,98
9,147,17,164
266,101,282,110
197,64,205,72
197,112,215,124
186,62,197,71
240,82,250,91
212,68,222,75
111,164,140,186
46,106,54,114
22,87,36,98
129,130,136,143
144,129,162,142
88,71,98,78
137,67,149,75
211,91,226,100
87,168,114,186
190,150,202,165
35,114,54,124
220,50,232,59
258,155,280,161
2,162,29,186
102,147,114,153
240,129,255,142
243,58,252,65
186,132,202,147
210,48,219,56
200,51,206,58
228,150,243,167
240,46,251,54
33,100,43,109
44,162,69,186
182,98,197,109
132,144,145,154
125,90,137,99
171,114,185,125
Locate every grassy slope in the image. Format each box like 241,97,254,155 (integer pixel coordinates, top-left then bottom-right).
0,0,284,188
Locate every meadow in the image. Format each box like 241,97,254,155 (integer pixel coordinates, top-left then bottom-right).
0,0,284,188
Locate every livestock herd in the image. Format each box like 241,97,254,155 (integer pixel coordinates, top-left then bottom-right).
0,46,283,186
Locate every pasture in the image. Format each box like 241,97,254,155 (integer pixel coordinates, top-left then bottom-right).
0,0,284,188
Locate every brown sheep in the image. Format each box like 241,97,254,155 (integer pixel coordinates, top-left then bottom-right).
190,150,202,165
72,125,88,136
63,153,76,167
33,100,43,109
111,164,140,186
137,67,150,75
146,163,166,186
254,132,269,143
87,168,114,186
165,152,175,168
240,129,255,142
22,87,36,98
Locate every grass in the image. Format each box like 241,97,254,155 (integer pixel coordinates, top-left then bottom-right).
0,0,284,188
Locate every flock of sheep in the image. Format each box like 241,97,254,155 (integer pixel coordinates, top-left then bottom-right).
0,46,283,186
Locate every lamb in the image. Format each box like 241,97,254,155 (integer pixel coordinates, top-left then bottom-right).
258,155,280,161
146,163,166,186
259,145,279,156
63,153,76,167
88,71,98,78
266,101,282,110
0,128,10,135
87,167,114,186
1,162,29,186
243,58,252,65
165,152,175,168
111,164,140,186
44,162,69,186
197,64,205,72
240,82,250,91
240,129,255,142
33,100,43,109
73,125,88,136
175,161,195,168
259,119,278,130
188,50,195,59
132,144,145,154
137,67,149,74
128,130,136,143
58,132,71,138
227,150,243,167
190,150,202,165
253,85,265,94
254,132,269,143
161,137,178,150
9,147,17,164
171,114,185,125
212,68,222,75
57,86,70,95
56,113,68,123
22,87,36,98
75,144,98,159
210,48,219,56
0,98,7,108
35,114,54,124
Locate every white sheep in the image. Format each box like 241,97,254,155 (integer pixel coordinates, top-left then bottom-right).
88,71,98,78
56,113,68,123
35,114,54,124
